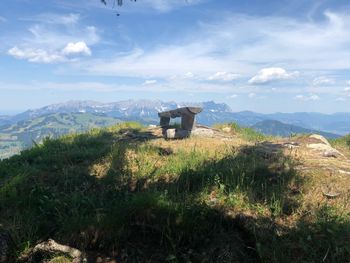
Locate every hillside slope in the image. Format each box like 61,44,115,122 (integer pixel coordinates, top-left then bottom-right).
0,112,121,159
252,119,341,139
0,123,349,262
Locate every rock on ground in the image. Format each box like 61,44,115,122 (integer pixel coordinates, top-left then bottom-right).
305,134,344,158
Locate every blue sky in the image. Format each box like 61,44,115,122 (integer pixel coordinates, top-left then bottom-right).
1,0,350,114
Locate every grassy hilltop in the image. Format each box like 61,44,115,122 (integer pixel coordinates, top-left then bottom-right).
0,122,349,262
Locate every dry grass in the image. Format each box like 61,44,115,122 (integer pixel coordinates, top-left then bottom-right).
89,156,112,178
298,169,350,213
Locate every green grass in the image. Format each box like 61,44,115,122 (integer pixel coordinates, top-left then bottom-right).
331,134,350,147
0,122,349,262
330,134,350,157
215,122,268,142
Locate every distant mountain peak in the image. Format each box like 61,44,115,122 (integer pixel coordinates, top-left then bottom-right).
2,100,349,136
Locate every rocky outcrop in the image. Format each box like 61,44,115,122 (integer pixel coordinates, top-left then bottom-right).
19,239,85,263
305,134,344,158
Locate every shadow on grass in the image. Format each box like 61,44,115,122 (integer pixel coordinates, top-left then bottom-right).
169,142,300,214
0,125,161,261
0,127,349,262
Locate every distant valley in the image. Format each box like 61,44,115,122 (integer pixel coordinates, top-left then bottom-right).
0,112,121,159
0,100,349,158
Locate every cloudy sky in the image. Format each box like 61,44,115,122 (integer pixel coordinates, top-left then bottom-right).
1,0,350,113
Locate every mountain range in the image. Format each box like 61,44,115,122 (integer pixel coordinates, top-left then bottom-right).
252,120,340,139
0,99,349,158
2,100,350,133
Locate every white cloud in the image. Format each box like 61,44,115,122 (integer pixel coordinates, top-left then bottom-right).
248,92,256,98
25,24,99,50
344,87,350,92
229,94,238,98
6,7,350,101
7,9,350,72
8,41,92,63
184,72,195,79
310,94,320,101
208,71,240,82
4,11,99,64
312,76,335,86
75,10,350,81
84,26,100,44
336,97,347,101
62,41,91,56
26,13,80,25
0,81,125,92
7,46,65,63
81,45,241,78
143,79,157,85
132,0,205,13
0,80,241,93
295,94,320,101
0,16,7,23
248,67,299,84
79,0,205,13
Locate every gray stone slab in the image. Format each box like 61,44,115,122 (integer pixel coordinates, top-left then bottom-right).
165,128,190,139
158,106,203,139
